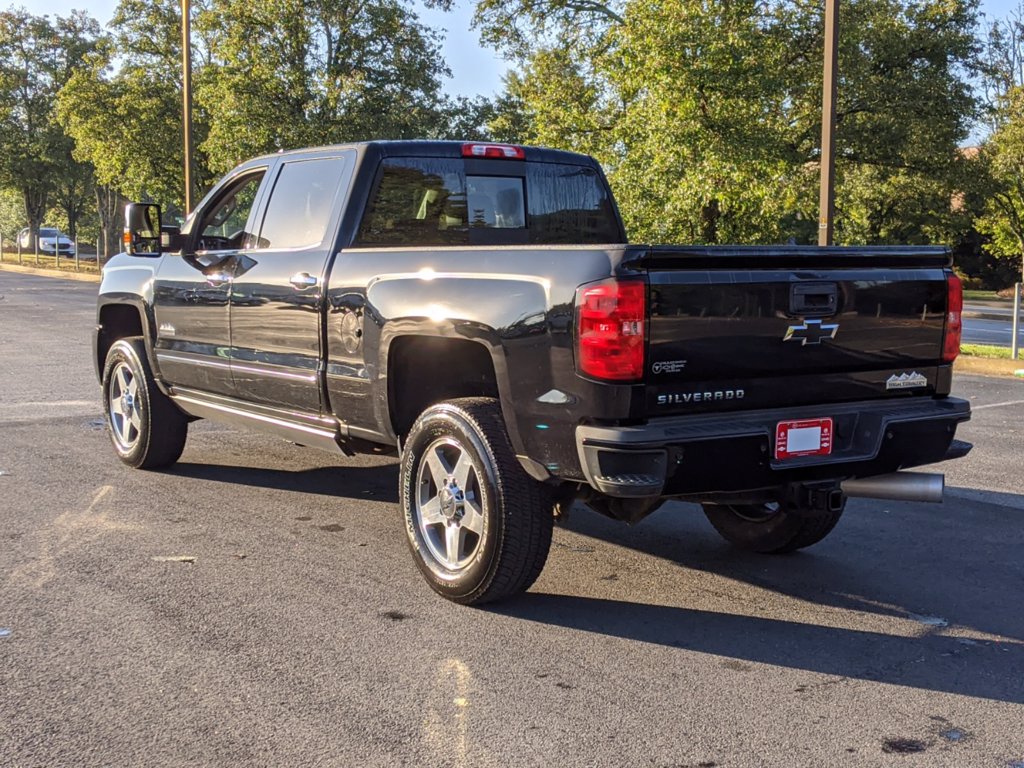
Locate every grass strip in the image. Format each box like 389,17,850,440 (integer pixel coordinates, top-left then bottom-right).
962,289,1009,302
961,343,1013,359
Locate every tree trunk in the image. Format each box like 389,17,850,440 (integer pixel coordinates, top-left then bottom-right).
59,192,85,241
96,184,124,260
700,198,720,244
23,188,48,241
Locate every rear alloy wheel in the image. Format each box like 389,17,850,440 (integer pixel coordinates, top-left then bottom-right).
415,435,488,571
102,337,188,469
702,501,845,554
400,398,553,605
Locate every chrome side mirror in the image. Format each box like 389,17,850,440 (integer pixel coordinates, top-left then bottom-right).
124,202,162,255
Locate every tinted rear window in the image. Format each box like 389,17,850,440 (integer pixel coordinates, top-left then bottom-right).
355,158,621,246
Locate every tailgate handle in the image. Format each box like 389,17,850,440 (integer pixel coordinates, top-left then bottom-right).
790,282,837,316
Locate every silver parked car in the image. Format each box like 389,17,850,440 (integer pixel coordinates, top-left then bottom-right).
17,227,76,256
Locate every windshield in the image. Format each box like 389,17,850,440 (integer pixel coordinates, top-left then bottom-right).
39,228,60,237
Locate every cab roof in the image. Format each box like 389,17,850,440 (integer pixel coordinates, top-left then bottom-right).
251,140,600,168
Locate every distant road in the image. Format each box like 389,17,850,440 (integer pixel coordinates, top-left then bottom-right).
963,301,1019,348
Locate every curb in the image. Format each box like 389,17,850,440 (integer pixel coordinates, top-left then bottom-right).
962,310,1016,322
955,356,1024,378
0,261,101,283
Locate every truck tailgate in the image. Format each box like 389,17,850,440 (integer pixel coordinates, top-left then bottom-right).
632,246,953,416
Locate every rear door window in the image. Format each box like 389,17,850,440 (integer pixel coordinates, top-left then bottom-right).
256,157,349,250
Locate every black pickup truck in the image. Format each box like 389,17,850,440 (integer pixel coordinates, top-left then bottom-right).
96,140,971,604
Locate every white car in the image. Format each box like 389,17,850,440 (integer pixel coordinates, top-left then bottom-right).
17,227,76,256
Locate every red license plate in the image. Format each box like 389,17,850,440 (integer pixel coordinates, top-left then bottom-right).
775,418,833,460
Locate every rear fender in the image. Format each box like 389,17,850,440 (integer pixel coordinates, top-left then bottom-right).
368,274,550,456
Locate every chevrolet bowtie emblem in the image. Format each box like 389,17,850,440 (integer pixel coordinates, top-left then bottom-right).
784,319,839,345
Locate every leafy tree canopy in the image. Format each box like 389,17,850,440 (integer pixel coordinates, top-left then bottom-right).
483,0,982,244
0,8,100,234
976,86,1024,277
58,0,214,213
196,0,488,173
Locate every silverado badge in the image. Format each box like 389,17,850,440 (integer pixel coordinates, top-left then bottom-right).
784,319,839,345
886,372,927,390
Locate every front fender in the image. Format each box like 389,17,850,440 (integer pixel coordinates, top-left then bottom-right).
95,256,162,387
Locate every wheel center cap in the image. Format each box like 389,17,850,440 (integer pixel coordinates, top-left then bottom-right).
439,483,463,522
123,393,134,411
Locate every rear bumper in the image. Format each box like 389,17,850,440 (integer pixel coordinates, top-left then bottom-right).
576,397,971,498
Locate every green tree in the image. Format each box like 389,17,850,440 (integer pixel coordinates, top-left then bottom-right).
981,7,1024,125
0,185,23,243
58,0,215,253
969,3,1024,287
976,87,1024,283
484,0,980,244
0,8,100,240
195,0,476,173
58,0,213,214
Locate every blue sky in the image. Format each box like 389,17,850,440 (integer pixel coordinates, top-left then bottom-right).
24,0,1024,100
26,0,512,98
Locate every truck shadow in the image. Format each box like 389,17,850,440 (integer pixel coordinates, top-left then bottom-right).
496,487,1024,704
167,461,400,504
495,592,1024,703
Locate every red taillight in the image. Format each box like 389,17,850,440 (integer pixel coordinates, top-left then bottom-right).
943,273,963,363
575,279,646,381
461,142,525,160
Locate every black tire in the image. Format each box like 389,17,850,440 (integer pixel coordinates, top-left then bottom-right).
400,398,554,605
102,337,188,469
702,502,844,554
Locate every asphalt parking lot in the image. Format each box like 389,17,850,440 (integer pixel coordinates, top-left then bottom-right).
1,270,1023,767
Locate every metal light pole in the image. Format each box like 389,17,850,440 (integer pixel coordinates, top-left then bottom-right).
182,0,194,214
818,0,839,246
1013,282,1021,361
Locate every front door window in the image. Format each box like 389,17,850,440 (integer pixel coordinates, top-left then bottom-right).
196,172,265,253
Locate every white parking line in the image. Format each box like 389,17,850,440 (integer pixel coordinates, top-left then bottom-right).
974,399,1024,411
0,400,95,409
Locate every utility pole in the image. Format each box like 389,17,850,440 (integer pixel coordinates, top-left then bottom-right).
182,0,194,214
818,0,839,246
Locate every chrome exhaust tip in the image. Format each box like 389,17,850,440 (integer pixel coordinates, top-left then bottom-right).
841,472,944,504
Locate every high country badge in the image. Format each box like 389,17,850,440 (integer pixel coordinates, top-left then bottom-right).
886,372,927,390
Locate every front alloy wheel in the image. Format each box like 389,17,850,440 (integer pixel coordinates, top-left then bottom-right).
102,337,188,469
107,361,142,452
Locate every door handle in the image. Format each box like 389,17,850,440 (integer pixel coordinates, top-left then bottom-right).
206,271,232,286
290,272,318,289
